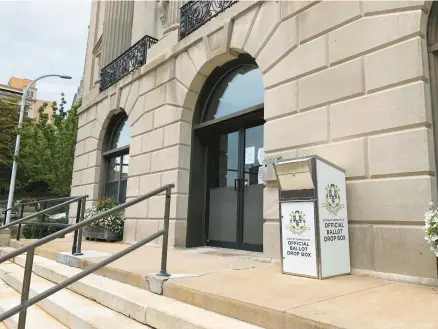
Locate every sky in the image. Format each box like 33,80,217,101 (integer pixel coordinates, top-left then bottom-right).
0,0,91,109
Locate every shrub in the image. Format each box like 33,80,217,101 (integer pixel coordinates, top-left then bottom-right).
425,203,438,256
85,198,124,235
21,216,68,239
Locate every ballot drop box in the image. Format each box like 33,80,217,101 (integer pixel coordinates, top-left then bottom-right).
273,156,351,279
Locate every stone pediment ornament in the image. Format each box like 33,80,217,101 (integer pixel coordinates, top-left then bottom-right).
92,34,103,57
92,34,103,85
158,0,181,36
157,0,169,28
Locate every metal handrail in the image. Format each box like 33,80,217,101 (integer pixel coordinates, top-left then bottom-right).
179,0,239,39
0,195,88,245
2,196,80,231
3,196,76,213
0,195,86,232
0,184,174,329
99,34,158,91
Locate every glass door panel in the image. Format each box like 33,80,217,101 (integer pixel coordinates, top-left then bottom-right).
208,132,239,243
206,124,264,250
243,125,264,248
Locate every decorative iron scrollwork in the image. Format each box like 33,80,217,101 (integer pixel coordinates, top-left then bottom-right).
180,0,238,40
100,35,158,92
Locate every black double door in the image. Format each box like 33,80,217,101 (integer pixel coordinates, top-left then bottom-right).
206,123,264,251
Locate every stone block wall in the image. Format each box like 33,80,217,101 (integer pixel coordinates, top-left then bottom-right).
262,1,436,279
123,62,194,245
72,0,437,279
71,59,194,248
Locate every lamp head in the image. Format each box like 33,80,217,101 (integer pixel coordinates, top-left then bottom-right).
59,75,72,80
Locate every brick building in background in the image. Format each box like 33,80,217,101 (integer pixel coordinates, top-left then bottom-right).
0,77,54,122
71,1,438,282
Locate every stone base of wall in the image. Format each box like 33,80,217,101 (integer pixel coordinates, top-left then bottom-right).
123,219,187,247
263,220,437,280
352,268,438,287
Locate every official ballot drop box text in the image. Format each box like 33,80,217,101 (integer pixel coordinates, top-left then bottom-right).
273,156,351,279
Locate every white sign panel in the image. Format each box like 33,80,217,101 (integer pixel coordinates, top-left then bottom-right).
281,201,317,277
245,146,255,165
257,147,264,165
316,159,350,278
257,166,263,184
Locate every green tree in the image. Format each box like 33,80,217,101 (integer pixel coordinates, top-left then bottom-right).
0,96,20,189
18,94,80,196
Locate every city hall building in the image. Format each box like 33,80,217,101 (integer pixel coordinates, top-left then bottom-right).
71,0,438,282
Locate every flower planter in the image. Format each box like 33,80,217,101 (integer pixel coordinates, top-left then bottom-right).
83,226,122,242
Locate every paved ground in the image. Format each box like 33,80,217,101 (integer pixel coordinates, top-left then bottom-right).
166,265,438,329
11,236,272,274
9,237,438,329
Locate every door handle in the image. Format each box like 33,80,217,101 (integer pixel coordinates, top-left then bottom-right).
234,179,239,191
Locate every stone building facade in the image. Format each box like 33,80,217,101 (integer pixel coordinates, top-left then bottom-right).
72,0,438,282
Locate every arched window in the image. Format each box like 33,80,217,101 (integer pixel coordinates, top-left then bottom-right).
103,112,130,203
203,64,264,122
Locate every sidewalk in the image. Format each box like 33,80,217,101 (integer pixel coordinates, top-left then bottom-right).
9,238,438,329
166,265,438,329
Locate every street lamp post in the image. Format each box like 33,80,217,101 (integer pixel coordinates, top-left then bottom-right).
5,74,72,225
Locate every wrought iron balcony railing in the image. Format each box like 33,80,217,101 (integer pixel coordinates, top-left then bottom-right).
180,0,238,40
100,35,158,92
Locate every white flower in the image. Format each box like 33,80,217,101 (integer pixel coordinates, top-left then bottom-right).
424,205,438,256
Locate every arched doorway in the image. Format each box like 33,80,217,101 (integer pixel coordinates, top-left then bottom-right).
187,55,265,251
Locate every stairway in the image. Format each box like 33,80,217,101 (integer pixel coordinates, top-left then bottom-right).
0,280,69,329
0,247,263,329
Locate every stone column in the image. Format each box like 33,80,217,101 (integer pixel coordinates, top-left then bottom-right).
101,0,135,67
158,0,183,36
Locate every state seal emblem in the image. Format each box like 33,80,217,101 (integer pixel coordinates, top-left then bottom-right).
322,183,345,215
287,210,309,235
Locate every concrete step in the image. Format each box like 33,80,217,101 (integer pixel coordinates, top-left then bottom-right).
7,241,149,290
0,247,263,329
0,278,68,329
0,262,152,329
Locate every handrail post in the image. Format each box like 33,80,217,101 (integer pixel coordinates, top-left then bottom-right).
39,201,48,239
17,204,25,241
71,199,82,255
17,248,34,329
158,187,171,277
74,198,86,256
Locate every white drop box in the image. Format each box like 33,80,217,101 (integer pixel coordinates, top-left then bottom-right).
274,156,351,279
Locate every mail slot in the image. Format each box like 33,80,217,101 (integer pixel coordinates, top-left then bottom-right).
273,156,351,279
